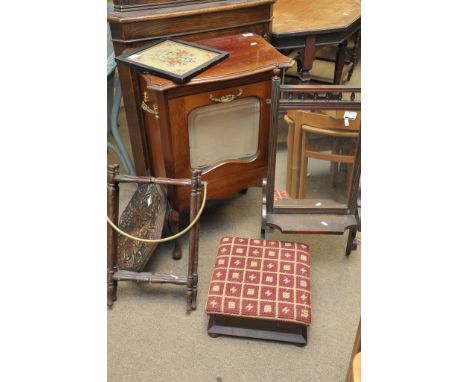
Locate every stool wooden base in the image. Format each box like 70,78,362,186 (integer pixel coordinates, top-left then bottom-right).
207,315,308,346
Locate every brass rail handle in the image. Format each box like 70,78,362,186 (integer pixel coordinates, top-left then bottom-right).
141,92,159,118
209,88,243,103
141,100,159,119
107,182,208,243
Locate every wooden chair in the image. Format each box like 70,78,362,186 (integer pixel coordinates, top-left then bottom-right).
351,352,361,382
346,319,361,382
297,110,360,199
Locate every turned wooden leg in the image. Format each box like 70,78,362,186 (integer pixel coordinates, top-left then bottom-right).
331,162,339,187
107,164,120,307
334,40,348,85
294,51,303,76
261,177,268,240
347,30,361,82
191,274,198,310
168,209,182,260
346,163,355,197
186,186,197,313
331,142,340,188
298,130,309,199
345,227,358,256
191,170,202,310
298,35,316,82
187,169,202,312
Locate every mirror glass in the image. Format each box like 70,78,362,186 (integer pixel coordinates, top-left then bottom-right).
273,108,360,209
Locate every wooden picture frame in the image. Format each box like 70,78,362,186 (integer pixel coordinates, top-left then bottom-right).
116,38,229,84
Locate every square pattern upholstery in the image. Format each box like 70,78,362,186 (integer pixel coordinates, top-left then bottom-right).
206,237,312,325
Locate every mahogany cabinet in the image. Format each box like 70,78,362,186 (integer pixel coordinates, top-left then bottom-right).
108,0,276,175
119,33,291,222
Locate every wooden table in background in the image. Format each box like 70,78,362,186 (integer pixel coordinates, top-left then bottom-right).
272,0,361,83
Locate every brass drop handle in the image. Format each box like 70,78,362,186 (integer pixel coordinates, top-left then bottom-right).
209,88,243,103
141,91,159,119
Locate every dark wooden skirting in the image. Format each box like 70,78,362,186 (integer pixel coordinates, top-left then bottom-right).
207,315,308,346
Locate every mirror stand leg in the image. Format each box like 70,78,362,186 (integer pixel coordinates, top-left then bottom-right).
345,228,357,256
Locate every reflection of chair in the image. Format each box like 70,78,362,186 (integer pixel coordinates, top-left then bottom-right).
294,111,359,199
284,114,295,194
273,189,292,201
284,110,322,198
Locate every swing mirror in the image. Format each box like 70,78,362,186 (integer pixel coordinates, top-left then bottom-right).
267,83,361,214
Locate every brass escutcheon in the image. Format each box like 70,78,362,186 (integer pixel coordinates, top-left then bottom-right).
209,88,243,103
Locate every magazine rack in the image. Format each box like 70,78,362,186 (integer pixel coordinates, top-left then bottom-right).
107,164,204,312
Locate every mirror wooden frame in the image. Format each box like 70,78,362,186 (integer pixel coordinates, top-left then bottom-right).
261,70,361,255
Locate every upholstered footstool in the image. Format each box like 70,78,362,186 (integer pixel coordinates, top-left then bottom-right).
205,237,312,346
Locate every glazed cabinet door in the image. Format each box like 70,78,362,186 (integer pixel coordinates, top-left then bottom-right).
169,80,272,209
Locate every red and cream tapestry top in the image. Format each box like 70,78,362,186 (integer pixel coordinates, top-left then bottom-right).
205,237,312,325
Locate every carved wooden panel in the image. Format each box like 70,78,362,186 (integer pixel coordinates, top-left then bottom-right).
117,183,167,271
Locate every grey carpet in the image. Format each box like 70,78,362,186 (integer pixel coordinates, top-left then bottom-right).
108,57,361,382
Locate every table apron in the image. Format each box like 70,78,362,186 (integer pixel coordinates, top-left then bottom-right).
272,19,360,50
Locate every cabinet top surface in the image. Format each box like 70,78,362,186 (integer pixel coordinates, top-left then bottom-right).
108,0,275,23
272,0,360,36
142,33,292,90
